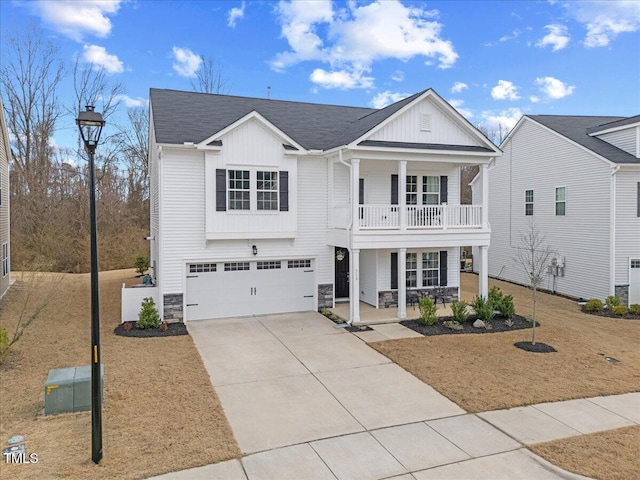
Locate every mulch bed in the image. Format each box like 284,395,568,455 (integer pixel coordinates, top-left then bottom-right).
401,314,538,336
514,341,557,353
114,322,189,337
581,309,640,320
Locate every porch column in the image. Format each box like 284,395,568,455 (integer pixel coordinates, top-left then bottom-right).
399,161,407,230
352,159,360,233
350,248,360,323
481,164,489,229
479,245,489,298
398,248,407,319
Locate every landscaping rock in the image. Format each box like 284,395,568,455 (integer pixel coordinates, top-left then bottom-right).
473,319,485,329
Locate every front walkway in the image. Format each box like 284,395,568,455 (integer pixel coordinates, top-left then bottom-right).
150,312,638,480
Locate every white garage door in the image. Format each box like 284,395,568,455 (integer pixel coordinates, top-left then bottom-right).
185,259,316,321
630,259,640,305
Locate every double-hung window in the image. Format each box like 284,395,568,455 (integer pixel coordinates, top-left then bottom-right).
257,171,278,211
422,176,440,205
555,187,566,216
406,176,418,205
406,253,417,288
525,189,534,216
228,170,250,210
2,243,8,277
422,252,439,287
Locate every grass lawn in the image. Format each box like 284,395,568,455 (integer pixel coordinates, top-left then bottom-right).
371,273,640,480
0,270,240,480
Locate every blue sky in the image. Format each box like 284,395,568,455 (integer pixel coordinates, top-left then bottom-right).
1,0,639,151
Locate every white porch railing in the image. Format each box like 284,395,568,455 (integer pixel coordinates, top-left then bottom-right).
359,205,399,229
356,204,482,230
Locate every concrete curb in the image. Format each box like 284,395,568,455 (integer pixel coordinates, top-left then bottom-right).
528,451,593,480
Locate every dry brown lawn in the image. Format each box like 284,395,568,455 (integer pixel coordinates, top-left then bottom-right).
530,426,640,480
0,269,240,480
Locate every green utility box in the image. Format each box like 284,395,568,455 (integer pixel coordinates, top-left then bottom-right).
44,365,104,415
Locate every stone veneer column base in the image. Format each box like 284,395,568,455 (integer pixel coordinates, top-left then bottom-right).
163,294,184,322
318,284,334,309
614,285,629,306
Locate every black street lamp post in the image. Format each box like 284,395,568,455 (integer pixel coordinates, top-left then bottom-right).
76,105,105,464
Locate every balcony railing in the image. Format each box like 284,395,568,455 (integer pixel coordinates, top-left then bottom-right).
356,204,482,230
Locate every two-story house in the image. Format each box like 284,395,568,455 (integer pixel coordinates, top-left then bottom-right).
147,88,500,323
0,98,11,299
479,114,640,305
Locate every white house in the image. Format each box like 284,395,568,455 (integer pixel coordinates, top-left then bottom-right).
146,88,501,323
0,98,11,299
476,114,640,305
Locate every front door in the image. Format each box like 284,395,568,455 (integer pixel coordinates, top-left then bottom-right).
335,247,350,298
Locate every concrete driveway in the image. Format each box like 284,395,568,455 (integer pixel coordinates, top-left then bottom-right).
165,311,595,480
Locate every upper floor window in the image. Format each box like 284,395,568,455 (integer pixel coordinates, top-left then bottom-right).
229,170,250,210
525,189,534,216
555,187,566,216
406,176,418,205
257,171,278,211
422,176,440,205
422,252,439,287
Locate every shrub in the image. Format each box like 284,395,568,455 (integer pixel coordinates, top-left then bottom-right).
159,321,169,332
488,286,503,306
137,297,161,329
451,300,469,323
584,299,604,312
0,327,9,365
123,321,132,332
605,295,621,311
612,305,628,316
497,294,515,319
472,295,495,322
418,296,438,326
630,304,640,315
135,254,150,276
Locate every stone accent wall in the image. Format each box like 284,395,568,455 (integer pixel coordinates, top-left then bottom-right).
163,294,183,322
318,284,334,309
378,287,459,308
614,285,629,306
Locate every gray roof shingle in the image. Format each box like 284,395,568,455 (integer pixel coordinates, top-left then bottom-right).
528,115,640,165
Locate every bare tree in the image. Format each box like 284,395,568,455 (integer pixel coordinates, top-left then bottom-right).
514,221,554,345
117,106,149,205
477,122,510,146
190,55,228,94
459,165,479,205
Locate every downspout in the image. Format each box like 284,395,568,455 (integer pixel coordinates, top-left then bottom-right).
338,148,354,326
610,165,620,297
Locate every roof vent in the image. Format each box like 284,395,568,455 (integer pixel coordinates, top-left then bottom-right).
420,114,431,132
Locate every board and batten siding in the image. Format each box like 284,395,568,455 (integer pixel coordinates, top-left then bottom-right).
488,118,612,300
598,128,638,157
369,97,483,147
615,168,640,285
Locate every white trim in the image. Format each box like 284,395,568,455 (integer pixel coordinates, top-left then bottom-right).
587,120,640,137
348,144,497,158
554,185,567,216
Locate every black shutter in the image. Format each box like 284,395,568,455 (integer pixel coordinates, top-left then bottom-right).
440,176,448,204
391,174,398,205
216,169,226,211
391,252,398,289
359,178,364,205
439,250,448,286
279,171,289,211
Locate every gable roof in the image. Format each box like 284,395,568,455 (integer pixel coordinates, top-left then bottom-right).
527,115,639,165
149,88,499,154
586,114,640,135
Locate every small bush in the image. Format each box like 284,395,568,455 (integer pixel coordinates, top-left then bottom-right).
497,294,515,319
135,254,150,276
159,321,169,332
418,296,438,326
137,297,161,329
612,305,628,316
630,304,640,315
584,299,604,312
123,321,132,332
488,286,503,305
605,295,621,311
0,327,9,365
472,295,495,322
451,300,469,323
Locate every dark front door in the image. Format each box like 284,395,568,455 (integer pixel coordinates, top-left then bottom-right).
335,247,350,298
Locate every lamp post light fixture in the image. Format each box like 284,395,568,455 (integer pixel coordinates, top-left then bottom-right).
76,105,105,465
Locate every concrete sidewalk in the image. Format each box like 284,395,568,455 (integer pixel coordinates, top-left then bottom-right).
150,312,639,480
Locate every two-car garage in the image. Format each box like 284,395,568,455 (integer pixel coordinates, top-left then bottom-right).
185,258,316,321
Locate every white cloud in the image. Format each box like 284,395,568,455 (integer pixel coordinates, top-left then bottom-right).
28,0,122,42
499,29,521,42
310,68,374,89
536,24,570,51
481,107,523,132
491,80,520,101
562,1,640,47
228,2,246,28
172,46,202,78
82,44,123,74
448,99,473,119
535,76,575,99
451,81,468,94
272,0,458,89
370,91,411,109
114,94,148,108
530,95,540,103
391,70,405,82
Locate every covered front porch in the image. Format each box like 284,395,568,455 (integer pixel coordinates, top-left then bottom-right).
331,301,453,325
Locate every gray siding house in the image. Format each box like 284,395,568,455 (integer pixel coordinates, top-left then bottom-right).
478,114,640,305
0,98,11,299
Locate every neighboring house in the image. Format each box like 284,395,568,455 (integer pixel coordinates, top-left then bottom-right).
475,114,640,305
147,88,500,323
0,98,10,299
